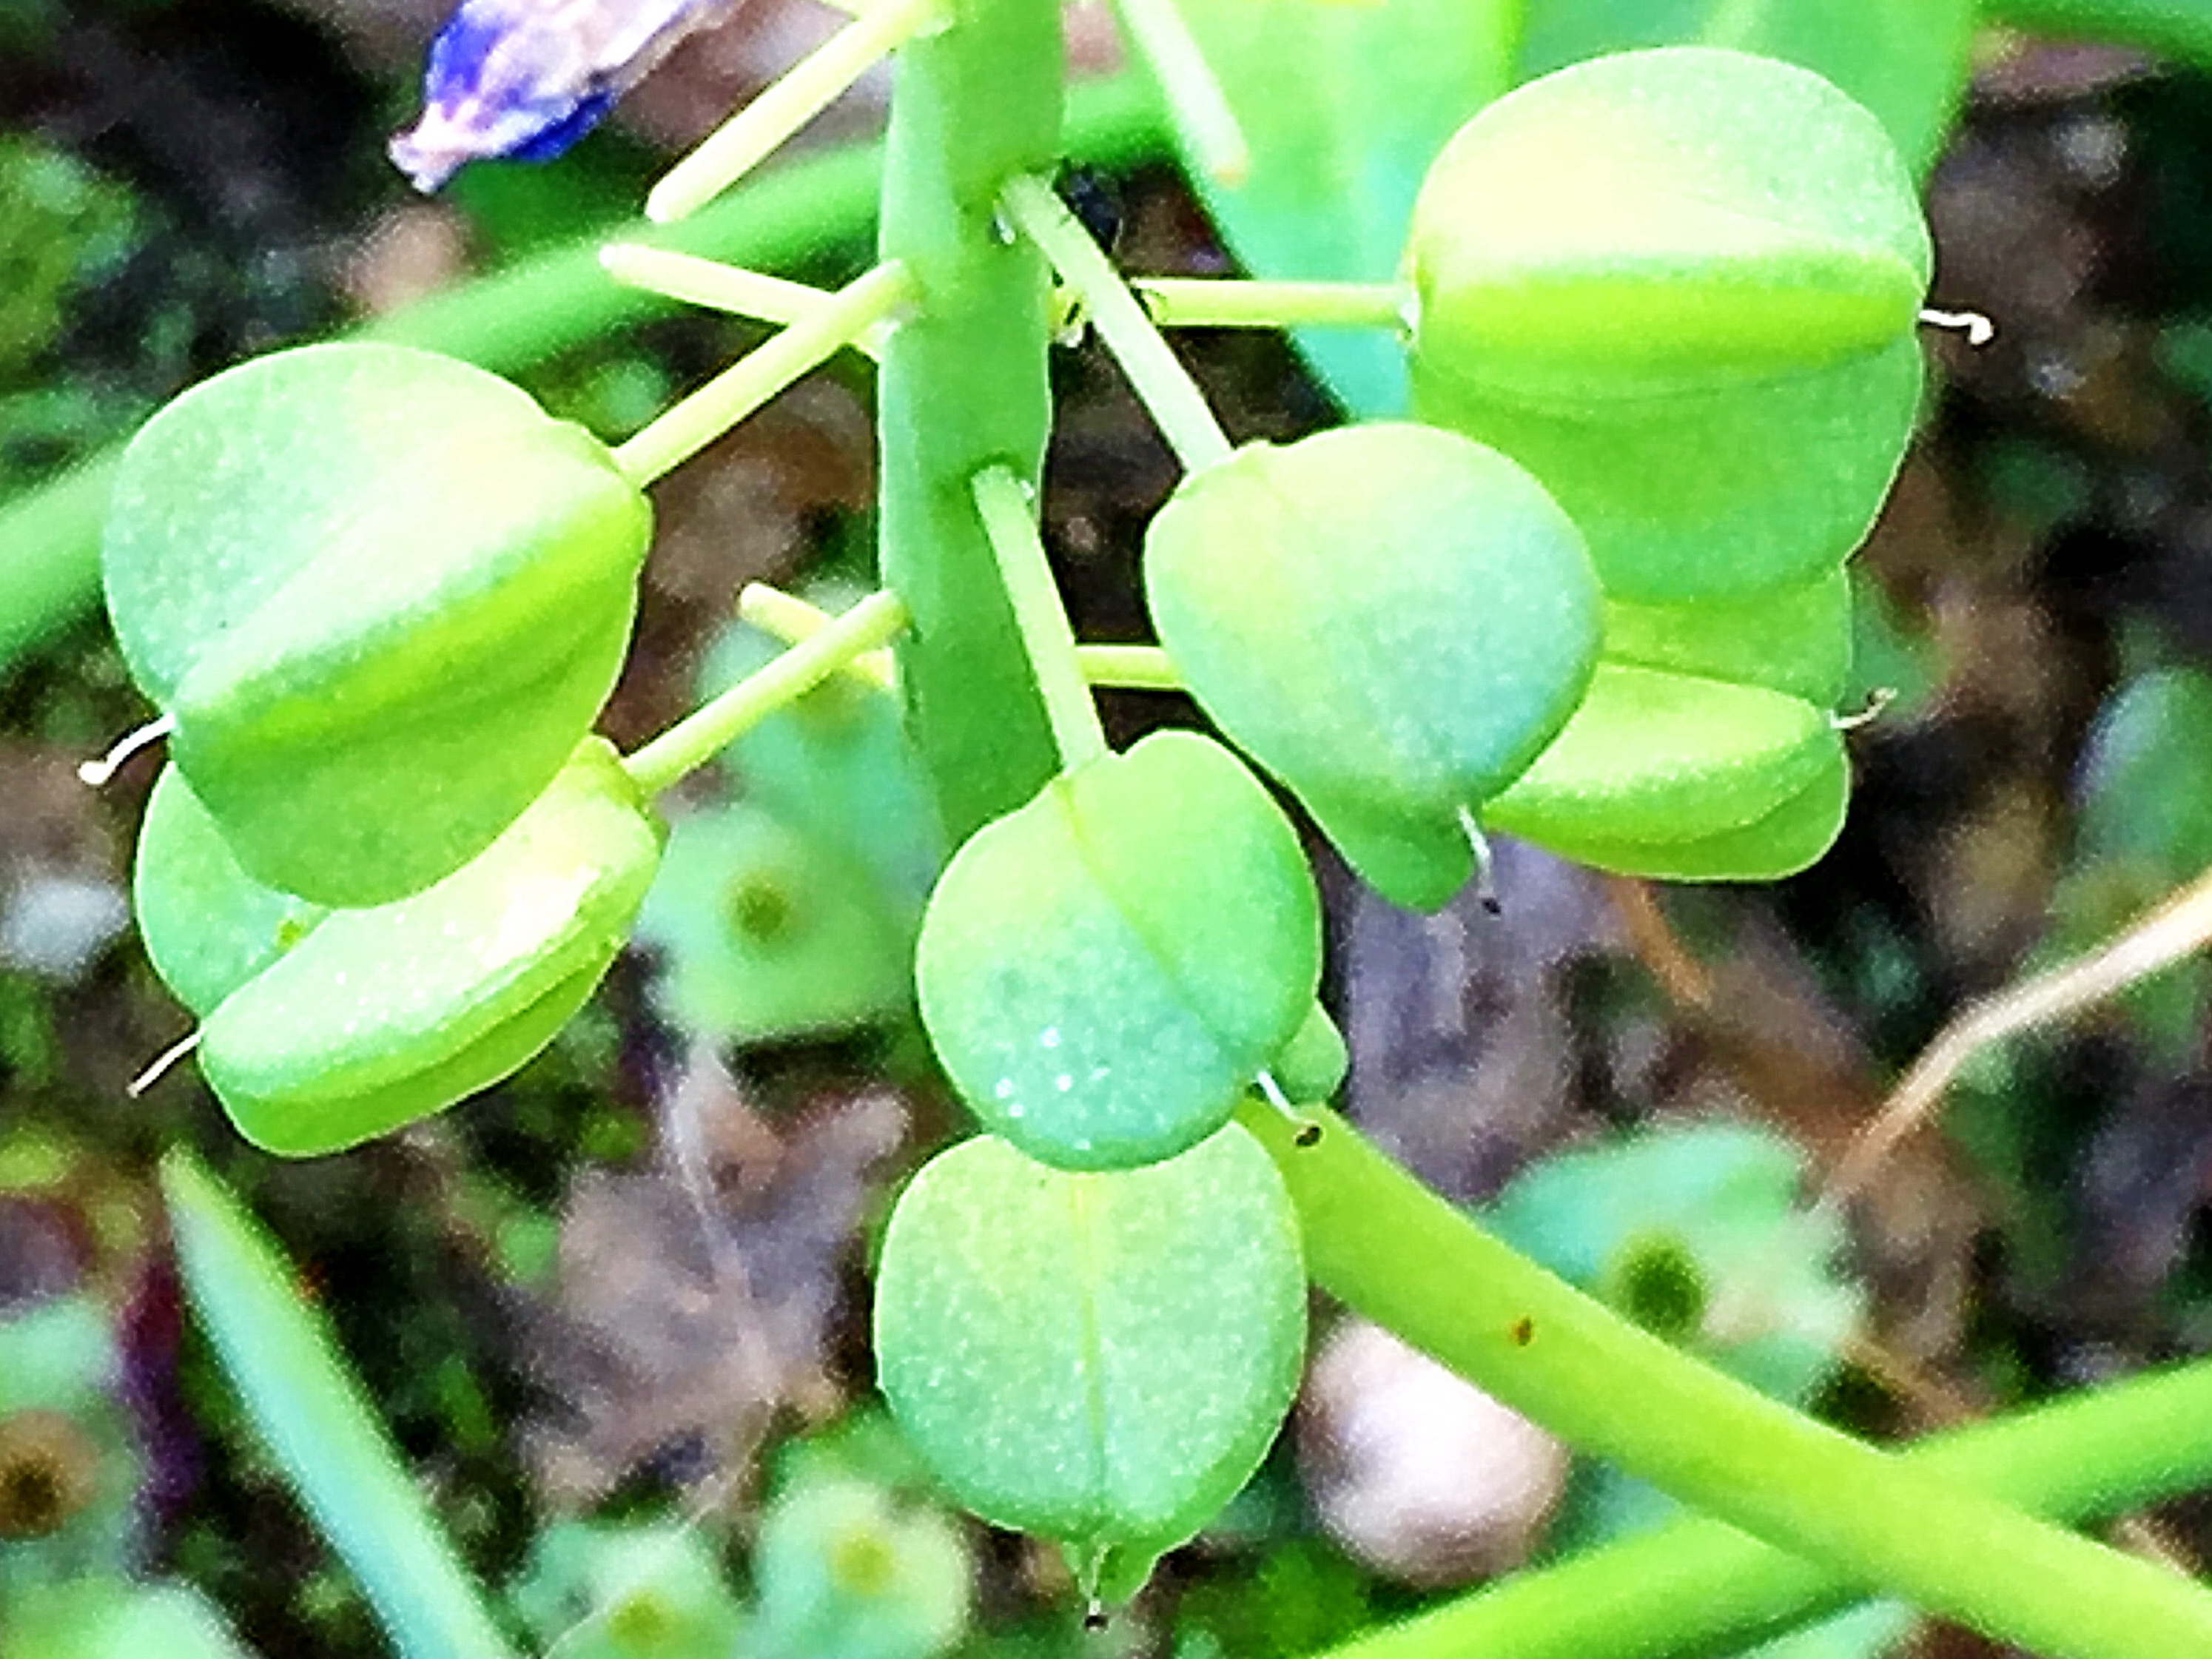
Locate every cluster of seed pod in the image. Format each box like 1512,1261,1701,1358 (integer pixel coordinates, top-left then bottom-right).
1152,48,1929,905
878,46,1934,1596
98,38,1935,1606
108,344,665,1154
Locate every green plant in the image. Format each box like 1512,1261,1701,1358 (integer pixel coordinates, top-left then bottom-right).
86,4,2212,1658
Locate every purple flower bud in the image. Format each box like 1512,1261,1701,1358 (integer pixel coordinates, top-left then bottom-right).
390,0,742,192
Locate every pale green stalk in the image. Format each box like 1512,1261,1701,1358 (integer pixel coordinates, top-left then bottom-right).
599,245,839,328
972,465,1106,767
648,0,950,222
739,583,1178,690
622,590,910,793
1108,0,1248,184
1000,170,1234,473
1135,277,1411,331
613,261,916,485
1077,642,1180,689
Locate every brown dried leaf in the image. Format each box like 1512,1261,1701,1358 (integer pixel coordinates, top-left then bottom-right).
520,1046,906,1507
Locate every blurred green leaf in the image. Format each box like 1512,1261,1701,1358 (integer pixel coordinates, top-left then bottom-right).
637,800,916,1043
1161,0,1519,416
5,1578,258,1659
1514,0,1975,175
0,1296,140,1590
2048,666,2212,1059
159,1150,522,1659
0,137,138,384
753,1472,972,1659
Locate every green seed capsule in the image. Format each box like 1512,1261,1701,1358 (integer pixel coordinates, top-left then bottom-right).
1599,568,1854,710
873,1126,1305,1598
915,730,1320,1172
1487,663,1846,870
134,765,328,1020
1272,1001,1348,1107
1145,423,1600,912
1522,750,1849,884
1407,49,1929,405
1405,47,1930,602
195,738,664,1157
103,343,651,909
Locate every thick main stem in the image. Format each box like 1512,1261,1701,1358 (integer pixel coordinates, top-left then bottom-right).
1325,1355,2212,1659
1237,1104,2212,1659
875,0,1067,840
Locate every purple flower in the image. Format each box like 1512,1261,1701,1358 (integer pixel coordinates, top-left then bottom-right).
390,0,742,192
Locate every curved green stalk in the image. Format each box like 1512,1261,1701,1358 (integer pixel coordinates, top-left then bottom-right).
875,0,1069,840
0,73,1169,682
1328,1356,2212,1659
1236,1103,2212,1659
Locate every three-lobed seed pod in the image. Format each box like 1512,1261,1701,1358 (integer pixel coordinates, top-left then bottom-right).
1145,423,1601,911
1486,570,1855,881
915,730,1322,1171
873,1124,1306,1601
135,739,664,1156
103,342,652,910
1404,45,1932,605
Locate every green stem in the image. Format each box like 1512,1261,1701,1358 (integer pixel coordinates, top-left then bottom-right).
1327,1355,2212,1659
647,0,950,222
613,261,917,485
0,71,1169,684
972,465,1106,768
1078,642,1180,690
875,0,1069,840
622,590,910,794
1235,1103,2212,1659
736,582,1179,691
1134,277,1411,331
1001,171,1234,474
